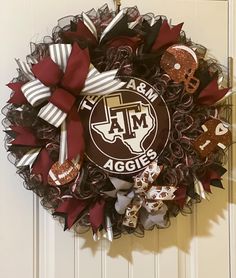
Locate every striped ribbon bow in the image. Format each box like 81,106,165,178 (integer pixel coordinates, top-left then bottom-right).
21,43,90,128
21,43,126,128
20,43,125,160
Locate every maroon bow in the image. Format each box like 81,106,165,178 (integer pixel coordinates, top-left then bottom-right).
151,20,183,52
54,197,105,233
31,148,53,184
32,43,90,160
32,43,90,95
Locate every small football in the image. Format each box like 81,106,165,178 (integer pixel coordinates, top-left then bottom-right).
48,159,80,186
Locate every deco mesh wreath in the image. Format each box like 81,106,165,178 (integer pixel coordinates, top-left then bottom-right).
3,4,232,241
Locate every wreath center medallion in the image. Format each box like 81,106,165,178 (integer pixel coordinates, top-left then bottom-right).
79,77,170,175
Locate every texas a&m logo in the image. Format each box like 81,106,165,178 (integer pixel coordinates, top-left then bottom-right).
92,93,155,155
79,77,170,175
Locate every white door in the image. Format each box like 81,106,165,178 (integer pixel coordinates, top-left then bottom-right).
0,1,235,278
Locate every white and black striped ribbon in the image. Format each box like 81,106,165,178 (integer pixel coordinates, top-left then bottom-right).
87,65,100,78
49,44,72,72
38,103,67,128
17,148,41,167
15,59,35,81
82,12,97,39
99,9,126,42
22,79,51,106
81,69,126,95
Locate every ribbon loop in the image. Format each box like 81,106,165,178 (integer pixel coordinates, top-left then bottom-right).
49,44,72,72
61,44,90,94
32,57,63,86
38,102,67,128
21,79,51,106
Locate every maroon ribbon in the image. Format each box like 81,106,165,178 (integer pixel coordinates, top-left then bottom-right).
32,43,90,95
11,125,39,146
89,199,105,232
31,148,53,184
54,198,87,230
32,43,90,160
11,125,53,184
54,197,105,232
7,82,27,105
199,165,226,193
66,106,85,160
174,186,187,208
197,79,230,106
151,20,183,52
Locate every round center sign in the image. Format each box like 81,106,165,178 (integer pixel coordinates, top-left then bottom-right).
79,77,170,175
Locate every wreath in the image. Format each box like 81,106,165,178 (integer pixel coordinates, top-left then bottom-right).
3,4,232,241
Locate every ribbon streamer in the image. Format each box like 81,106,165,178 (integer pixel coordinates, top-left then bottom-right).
54,197,105,233
81,68,126,95
17,148,41,167
7,82,28,105
194,177,208,200
197,78,230,105
11,126,53,184
82,12,98,39
151,20,183,52
100,9,125,43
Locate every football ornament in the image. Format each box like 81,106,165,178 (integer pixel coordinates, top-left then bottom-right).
3,4,232,241
48,159,81,186
160,44,200,93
